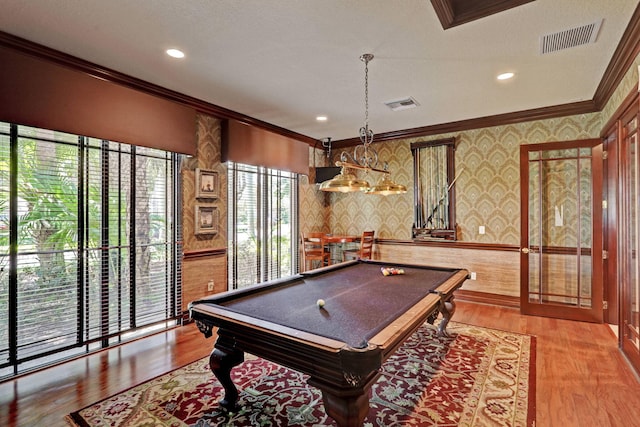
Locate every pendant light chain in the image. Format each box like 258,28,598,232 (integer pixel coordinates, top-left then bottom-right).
364,55,369,134
318,52,406,195
357,53,375,167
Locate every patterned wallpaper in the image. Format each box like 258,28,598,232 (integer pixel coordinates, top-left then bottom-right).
302,112,603,245
601,52,640,126
329,142,414,239
298,148,331,235
299,143,415,240
453,114,601,245
182,114,227,252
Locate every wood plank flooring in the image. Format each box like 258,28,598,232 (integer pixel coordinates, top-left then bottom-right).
1,300,640,426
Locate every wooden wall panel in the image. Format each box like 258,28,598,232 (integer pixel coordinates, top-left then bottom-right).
376,243,520,297
182,252,228,313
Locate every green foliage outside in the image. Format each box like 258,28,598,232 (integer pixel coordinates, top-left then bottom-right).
231,166,295,288
0,127,176,370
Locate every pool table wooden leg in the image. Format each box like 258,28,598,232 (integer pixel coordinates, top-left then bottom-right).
209,332,244,411
437,296,457,337
307,375,375,427
319,388,370,427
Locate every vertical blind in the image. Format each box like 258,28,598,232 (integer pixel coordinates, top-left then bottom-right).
15,127,81,363
0,122,182,379
227,162,299,289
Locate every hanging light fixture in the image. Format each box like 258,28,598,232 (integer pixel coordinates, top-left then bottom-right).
319,54,406,195
368,165,407,195
315,168,370,192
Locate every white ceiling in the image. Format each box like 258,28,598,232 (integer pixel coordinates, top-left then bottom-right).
1,0,638,141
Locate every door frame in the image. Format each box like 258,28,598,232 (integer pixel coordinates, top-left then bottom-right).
602,126,620,325
618,103,640,370
519,139,604,323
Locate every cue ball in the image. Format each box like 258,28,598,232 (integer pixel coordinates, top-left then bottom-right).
316,299,325,308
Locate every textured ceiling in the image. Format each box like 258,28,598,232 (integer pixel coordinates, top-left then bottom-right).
0,0,638,141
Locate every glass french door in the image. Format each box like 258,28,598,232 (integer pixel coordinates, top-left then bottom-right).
620,109,640,368
520,139,603,322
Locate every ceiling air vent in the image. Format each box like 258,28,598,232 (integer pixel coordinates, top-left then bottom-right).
540,19,603,55
384,97,420,112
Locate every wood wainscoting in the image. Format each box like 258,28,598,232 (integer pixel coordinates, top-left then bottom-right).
375,240,520,303
182,248,228,315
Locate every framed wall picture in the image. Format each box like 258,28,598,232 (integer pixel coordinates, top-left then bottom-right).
195,168,219,199
195,204,219,235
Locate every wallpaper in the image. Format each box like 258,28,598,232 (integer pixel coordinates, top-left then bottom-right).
298,148,331,236
304,112,602,245
601,52,640,126
182,114,227,252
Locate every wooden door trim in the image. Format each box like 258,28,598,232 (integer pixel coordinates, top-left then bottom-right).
519,144,530,311
602,124,621,325
591,143,605,321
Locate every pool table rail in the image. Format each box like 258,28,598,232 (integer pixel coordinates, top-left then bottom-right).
191,304,383,385
368,268,469,352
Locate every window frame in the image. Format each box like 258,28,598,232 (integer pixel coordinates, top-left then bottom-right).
0,122,182,379
227,162,299,290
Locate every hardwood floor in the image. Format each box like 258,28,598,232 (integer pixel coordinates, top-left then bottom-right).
0,324,212,427
2,301,640,426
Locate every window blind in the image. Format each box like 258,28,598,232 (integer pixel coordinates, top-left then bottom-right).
228,162,299,289
0,123,181,379
0,122,11,370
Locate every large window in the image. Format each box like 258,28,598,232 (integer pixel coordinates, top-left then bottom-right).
228,162,298,289
0,123,182,379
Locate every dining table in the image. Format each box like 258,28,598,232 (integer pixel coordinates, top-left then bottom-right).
323,234,357,264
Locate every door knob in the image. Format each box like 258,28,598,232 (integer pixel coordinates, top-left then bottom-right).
521,248,530,254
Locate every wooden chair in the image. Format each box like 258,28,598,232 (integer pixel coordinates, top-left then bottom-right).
301,232,331,271
342,230,374,261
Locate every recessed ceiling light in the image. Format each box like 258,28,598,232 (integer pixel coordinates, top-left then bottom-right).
166,49,185,59
316,116,328,122
497,72,515,80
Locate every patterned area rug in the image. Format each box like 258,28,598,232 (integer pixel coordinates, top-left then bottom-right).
66,322,536,426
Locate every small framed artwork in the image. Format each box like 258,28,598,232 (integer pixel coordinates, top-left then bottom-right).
195,204,219,235
195,168,219,199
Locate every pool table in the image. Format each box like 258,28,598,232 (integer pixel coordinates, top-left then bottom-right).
189,259,468,427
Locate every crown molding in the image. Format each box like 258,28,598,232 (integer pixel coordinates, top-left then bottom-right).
593,2,640,109
332,100,597,148
0,31,317,146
